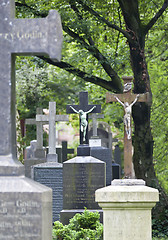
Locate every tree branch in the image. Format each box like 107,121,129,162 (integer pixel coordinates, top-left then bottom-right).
144,0,168,35
16,1,123,92
74,0,134,44
39,56,121,93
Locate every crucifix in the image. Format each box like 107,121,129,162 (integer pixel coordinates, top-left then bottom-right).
0,0,62,175
66,92,101,144
106,76,149,178
36,102,69,162
25,108,46,158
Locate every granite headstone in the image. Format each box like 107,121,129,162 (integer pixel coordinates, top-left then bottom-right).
60,145,105,224
0,0,63,238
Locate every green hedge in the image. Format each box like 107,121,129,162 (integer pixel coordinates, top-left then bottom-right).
53,209,103,240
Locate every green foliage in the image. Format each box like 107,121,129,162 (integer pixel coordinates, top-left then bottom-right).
52,209,103,240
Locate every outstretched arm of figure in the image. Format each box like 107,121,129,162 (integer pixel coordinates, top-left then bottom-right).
86,106,96,114
114,96,125,107
130,94,140,107
70,106,79,114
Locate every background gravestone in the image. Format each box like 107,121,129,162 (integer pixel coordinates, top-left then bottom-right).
32,102,68,222
0,0,63,239
88,121,113,149
25,108,47,178
88,113,112,185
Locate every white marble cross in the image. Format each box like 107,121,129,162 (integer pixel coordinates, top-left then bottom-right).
36,102,69,162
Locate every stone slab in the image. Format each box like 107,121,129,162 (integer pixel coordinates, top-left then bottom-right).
0,176,52,240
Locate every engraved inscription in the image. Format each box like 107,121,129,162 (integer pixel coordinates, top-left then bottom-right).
0,198,41,239
0,31,47,41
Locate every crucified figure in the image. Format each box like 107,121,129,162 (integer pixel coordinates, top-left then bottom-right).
114,94,139,140
70,106,96,142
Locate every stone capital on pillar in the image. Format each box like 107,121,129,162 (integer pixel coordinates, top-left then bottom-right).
95,179,159,240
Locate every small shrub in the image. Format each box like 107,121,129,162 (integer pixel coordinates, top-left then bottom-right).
53,209,103,240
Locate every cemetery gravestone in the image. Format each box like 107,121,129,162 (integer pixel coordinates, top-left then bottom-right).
0,0,63,239
61,141,74,162
25,108,46,159
89,121,113,149
106,76,149,178
32,102,69,222
60,145,105,224
61,93,105,224
25,108,47,178
88,113,112,185
66,92,101,144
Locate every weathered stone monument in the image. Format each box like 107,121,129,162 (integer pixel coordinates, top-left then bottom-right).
25,108,46,178
0,0,62,239
32,102,69,222
95,76,158,240
61,93,105,224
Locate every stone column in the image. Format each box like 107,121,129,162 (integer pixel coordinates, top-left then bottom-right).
95,179,159,240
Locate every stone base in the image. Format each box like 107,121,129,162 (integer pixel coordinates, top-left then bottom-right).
95,179,159,240
0,176,52,240
60,209,103,225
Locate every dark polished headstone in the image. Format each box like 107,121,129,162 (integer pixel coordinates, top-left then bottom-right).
90,146,112,186
112,162,121,180
60,145,105,224
32,162,63,222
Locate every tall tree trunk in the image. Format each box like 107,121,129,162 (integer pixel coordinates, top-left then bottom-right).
118,0,168,221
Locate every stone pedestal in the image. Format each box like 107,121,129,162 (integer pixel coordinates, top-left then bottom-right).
95,179,159,240
0,173,52,240
32,161,63,222
60,145,105,224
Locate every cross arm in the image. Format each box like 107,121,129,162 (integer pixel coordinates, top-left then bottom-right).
106,92,150,104
36,115,69,122
13,10,63,61
25,119,36,125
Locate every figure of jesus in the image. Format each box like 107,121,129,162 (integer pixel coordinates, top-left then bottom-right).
114,94,139,140
70,106,96,142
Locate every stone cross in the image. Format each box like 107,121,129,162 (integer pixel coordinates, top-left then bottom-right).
61,141,74,162
0,0,62,175
106,76,149,178
36,102,69,162
25,108,45,158
66,92,101,144
89,113,104,137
